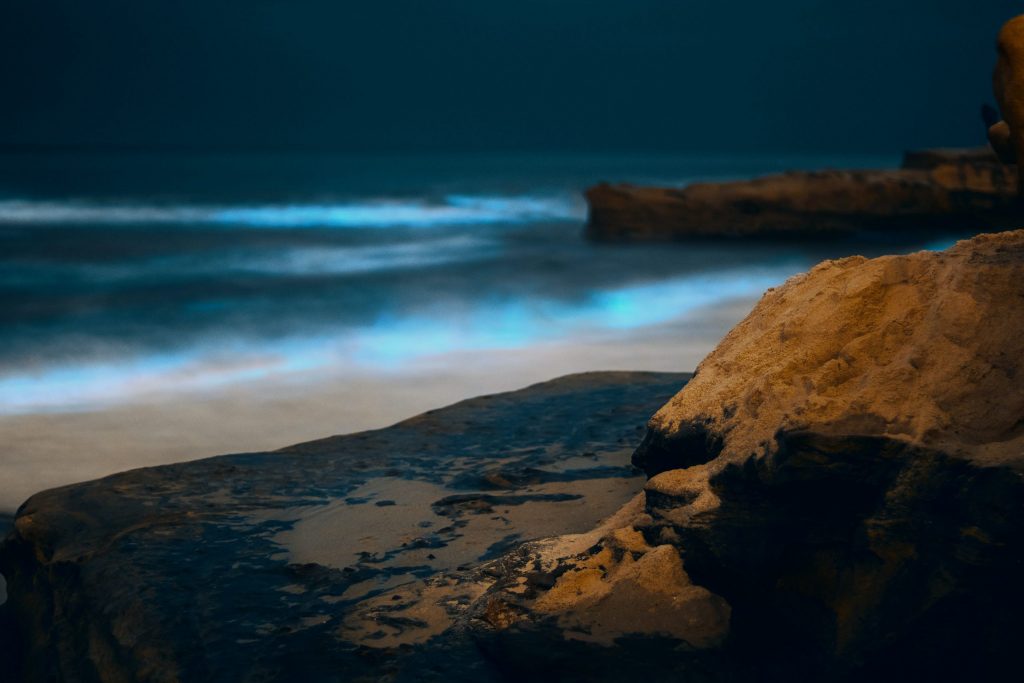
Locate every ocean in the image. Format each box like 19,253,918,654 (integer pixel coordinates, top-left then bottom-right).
0,150,962,511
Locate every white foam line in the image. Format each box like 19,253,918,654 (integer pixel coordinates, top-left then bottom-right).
0,194,584,228
0,264,803,414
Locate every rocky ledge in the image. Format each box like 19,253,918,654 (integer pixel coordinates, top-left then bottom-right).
4,232,1024,682
0,372,685,682
585,147,1022,241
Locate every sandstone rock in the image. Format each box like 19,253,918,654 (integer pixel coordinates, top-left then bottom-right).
630,230,1024,678
585,148,1021,241
639,230,1024,471
993,16,1024,180
436,493,735,681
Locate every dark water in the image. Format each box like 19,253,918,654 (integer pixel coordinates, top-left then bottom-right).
0,150,965,415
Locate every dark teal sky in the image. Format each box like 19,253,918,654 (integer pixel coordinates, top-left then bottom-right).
0,1,1018,153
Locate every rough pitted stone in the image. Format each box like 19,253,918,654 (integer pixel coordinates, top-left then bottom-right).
627,229,1024,679
640,229,1024,476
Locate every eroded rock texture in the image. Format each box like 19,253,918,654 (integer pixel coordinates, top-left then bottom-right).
628,230,1024,678
585,148,1021,241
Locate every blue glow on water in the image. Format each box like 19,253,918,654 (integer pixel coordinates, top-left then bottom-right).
0,344,335,414
589,275,778,329
0,235,500,287
351,268,789,364
0,265,797,414
0,194,583,228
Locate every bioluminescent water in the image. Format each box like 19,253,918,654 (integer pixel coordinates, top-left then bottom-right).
0,151,967,510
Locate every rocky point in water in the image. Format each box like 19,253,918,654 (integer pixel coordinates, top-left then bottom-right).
3,232,1024,682
585,148,1022,241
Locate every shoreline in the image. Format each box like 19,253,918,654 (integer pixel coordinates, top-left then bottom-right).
0,305,754,514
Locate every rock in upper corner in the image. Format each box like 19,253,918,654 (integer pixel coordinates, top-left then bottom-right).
585,147,1022,241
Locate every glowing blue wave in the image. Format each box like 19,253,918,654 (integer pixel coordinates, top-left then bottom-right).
351,268,790,365
0,194,583,228
0,265,799,414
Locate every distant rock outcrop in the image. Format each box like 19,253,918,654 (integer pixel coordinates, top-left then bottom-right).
585,148,1021,241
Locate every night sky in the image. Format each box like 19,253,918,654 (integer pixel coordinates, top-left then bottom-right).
0,0,1019,153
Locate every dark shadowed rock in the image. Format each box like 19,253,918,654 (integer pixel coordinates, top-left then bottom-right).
585,148,1021,241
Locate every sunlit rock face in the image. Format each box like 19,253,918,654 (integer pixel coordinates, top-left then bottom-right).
629,230,1024,678
641,230,1024,471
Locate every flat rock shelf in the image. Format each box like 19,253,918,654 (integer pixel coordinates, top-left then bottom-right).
0,371,687,682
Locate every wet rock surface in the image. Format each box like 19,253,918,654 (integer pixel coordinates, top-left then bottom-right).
0,371,684,682
585,147,1022,241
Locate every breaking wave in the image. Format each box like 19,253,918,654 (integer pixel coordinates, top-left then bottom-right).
0,194,583,229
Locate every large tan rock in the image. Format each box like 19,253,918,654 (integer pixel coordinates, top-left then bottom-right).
993,16,1024,182
642,229,1024,473
629,230,1024,678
